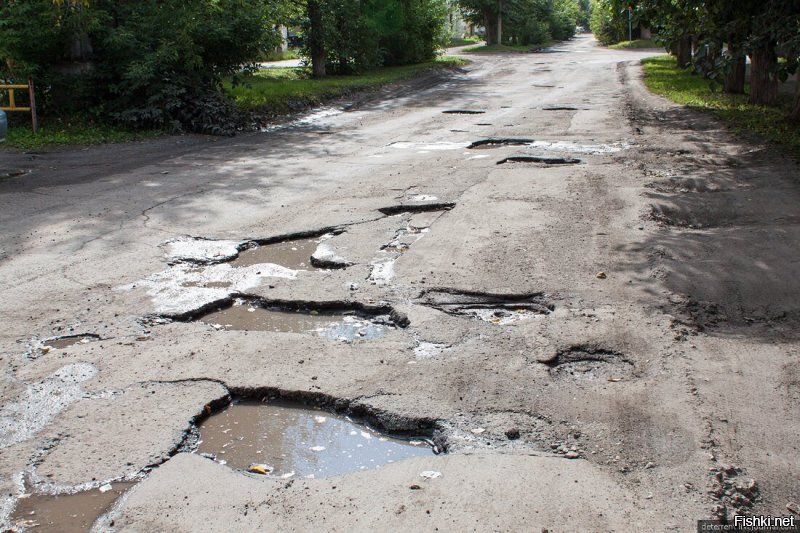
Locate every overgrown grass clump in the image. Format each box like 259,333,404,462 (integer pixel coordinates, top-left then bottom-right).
642,55,800,152
609,39,661,50
2,119,161,150
462,43,551,53
227,56,467,112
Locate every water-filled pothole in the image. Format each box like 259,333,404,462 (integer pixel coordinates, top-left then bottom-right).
195,298,402,340
196,401,434,478
467,138,533,150
11,483,133,532
546,347,633,381
231,238,323,270
497,156,581,165
442,109,485,115
42,334,100,350
421,290,554,324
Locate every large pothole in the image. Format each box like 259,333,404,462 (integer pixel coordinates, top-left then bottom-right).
546,347,633,381
497,155,581,165
191,297,406,341
10,482,132,533
196,400,435,479
40,334,100,350
467,138,534,150
420,290,554,324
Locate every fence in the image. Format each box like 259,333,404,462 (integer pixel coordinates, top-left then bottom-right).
0,80,38,134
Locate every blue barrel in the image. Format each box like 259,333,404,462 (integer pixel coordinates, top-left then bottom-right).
0,109,7,142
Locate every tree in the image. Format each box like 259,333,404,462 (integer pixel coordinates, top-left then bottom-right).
0,0,285,131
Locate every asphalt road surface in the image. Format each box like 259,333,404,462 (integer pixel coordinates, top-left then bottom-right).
1,34,798,532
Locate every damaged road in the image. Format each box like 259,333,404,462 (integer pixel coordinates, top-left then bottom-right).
1,34,799,531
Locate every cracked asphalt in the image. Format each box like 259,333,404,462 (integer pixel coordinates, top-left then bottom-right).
1,34,799,531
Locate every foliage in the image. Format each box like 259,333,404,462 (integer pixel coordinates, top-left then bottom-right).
0,0,284,133
300,0,450,75
589,0,628,45
636,0,800,110
458,0,581,46
642,55,800,152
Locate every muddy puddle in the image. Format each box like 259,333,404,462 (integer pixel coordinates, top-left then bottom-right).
231,238,323,270
42,334,100,350
11,483,132,532
197,299,397,340
197,401,433,478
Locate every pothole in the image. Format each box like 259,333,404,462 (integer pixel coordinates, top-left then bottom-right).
196,400,435,479
442,109,485,115
10,482,133,532
541,105,580,111
467,138,533,150
41,334,100,350
1,169,29,179
546,347,633,381
231,238,324,270
193,298,404,341
420,290,554,324
497,156,581,165
377,202,455,216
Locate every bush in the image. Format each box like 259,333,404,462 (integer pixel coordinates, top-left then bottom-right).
590,0,627,46
0,0,281,133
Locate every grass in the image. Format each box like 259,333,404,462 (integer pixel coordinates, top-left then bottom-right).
609,39,661,50
1,118,161,150
258,49,301,62
227,56,467,112
462,43,550,53
641,55,800,151
449,36,482,47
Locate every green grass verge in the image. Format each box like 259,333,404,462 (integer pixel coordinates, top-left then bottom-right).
258,49,301,62
449,36,481,47
609,39,661,50
641,55,800,152
1,119,162,150
227,56,467,112
462,43,549,53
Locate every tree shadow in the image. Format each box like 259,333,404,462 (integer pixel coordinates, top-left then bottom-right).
616,103,800,342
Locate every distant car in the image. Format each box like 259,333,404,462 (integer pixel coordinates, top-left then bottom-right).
575,25,586,33
0,109,7,142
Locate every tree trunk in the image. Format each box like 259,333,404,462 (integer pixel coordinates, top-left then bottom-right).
497,0,503,45
790,75,800,122
676,34,692,68
484,12,496,45
308,0,326,78
749,43,778,106
724,49,746,94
